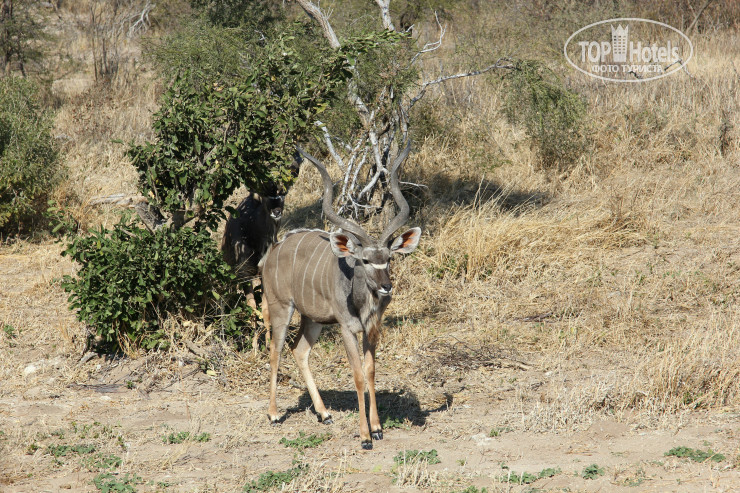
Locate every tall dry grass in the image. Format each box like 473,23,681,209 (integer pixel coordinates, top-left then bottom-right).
373,13,740,425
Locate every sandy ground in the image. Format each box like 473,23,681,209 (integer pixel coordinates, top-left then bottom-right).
1,242,739,493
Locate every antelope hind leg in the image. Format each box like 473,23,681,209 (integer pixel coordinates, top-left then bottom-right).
291,316,332,424
267,302,294,425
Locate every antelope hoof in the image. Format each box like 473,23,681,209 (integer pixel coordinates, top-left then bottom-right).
269,417,280,426
371,431,383,440
361,440,373,450
319,414,333,425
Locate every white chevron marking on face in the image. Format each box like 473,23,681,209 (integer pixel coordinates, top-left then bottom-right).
370,263,388,270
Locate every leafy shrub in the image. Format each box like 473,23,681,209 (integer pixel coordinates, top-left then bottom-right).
62,218,244,351
0,77,60,233
133,24,356,231
502,60,589,170
190,0,283,29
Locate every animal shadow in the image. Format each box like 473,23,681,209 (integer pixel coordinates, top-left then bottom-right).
277,388,450,427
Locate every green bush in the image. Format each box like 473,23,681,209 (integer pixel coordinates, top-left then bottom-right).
502,60,589,170
63,16,400,352
0,77,60,234
62,219,245,351
134,26,355,231
190,0,283,29
61,25,364,352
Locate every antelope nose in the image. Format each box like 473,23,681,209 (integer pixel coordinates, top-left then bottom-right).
379,284,393,295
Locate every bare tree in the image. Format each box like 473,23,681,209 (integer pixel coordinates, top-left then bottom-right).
0,0,46,77
294,0,513,222
88,0,153,82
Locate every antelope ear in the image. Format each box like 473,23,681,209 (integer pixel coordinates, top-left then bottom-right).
330,233,357,258
389,227,421,255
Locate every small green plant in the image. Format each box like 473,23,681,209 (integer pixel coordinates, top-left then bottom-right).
243,463,305,492
381,415,407,430
489,426,512,437
455,487,488,493
501,471,538,484
393,449,441,465
2,324,16,338
83,453,123,472
538,467,560,479
163,431,211,444
582,464,605,480
25,442,39,454
665,446,725,463
622,466,647,487
500,467,559,485
93,472,143,493
47,443,96,458
279,431,331,449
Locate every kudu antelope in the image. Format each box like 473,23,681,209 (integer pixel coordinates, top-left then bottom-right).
221,155,301,282
221,185,286,350
221,188,285,283
262,142,421,450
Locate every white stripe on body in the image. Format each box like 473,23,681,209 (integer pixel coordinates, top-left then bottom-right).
272,240,285,296
320,244,328,307
302,235,324,311
292,232,310,272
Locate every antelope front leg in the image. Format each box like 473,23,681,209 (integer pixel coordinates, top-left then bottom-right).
342,330,373,449
363,334,382,440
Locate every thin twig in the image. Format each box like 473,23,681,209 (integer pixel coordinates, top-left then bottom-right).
408,58,515,110
409,12,446,66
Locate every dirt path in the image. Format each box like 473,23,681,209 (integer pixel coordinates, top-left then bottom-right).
1,244,739,492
